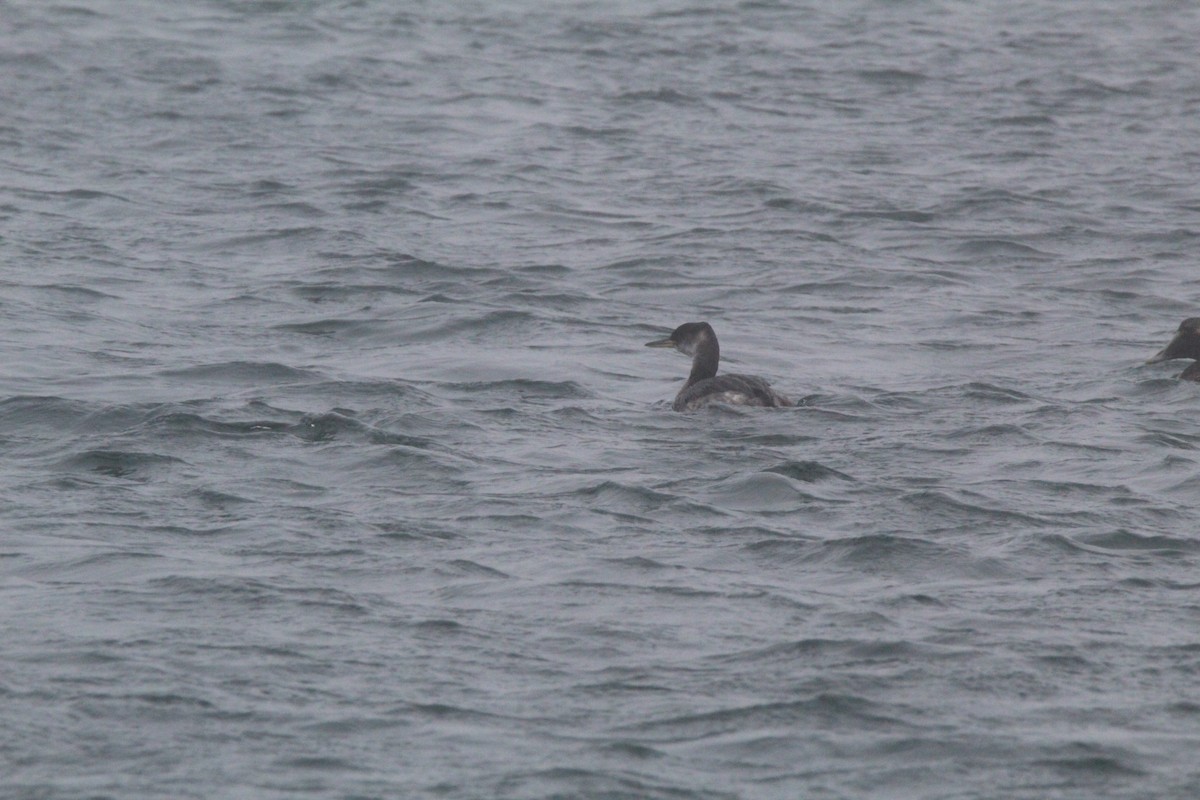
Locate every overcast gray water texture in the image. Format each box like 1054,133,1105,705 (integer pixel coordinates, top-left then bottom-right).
4,1,1200,798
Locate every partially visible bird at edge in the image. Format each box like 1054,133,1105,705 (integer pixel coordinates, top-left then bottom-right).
1148,317,1200,381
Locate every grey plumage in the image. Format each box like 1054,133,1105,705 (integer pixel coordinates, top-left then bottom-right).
645,321,792,411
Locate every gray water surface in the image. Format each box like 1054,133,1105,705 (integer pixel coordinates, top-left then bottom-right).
4,1,1200,798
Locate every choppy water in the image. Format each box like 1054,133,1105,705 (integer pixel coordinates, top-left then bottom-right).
4,1,1200,797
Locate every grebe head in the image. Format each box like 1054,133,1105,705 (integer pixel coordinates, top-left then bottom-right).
1148,317,1200,364
645,321,717,358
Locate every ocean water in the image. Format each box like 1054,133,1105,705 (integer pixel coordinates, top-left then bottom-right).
4,1,1200,797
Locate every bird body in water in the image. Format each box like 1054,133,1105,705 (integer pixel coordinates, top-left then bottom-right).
645,321,793,411
1148,318,1200,380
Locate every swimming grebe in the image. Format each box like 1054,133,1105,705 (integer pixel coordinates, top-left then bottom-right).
1148,318,1200,381
645,321,793,411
